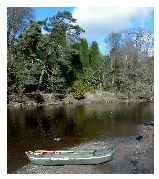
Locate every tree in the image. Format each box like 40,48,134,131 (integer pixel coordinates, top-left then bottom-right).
7,8,153,102
37,11,84,92
77,39,90,68
89,41,102,69
7,7,33,62
126,28,154,60
44,11,84,47
108,32,122,91
13,22,42,93
120,28,154,98
119,41,138,95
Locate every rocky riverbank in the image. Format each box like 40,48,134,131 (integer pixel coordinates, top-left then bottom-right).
15,121,154,174
8,91,152,108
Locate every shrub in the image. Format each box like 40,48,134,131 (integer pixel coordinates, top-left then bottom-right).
71,80,85,100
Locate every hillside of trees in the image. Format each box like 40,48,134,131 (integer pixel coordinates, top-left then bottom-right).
7,8,154,104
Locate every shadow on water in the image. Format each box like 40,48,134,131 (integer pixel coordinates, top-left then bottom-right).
7,102,153,173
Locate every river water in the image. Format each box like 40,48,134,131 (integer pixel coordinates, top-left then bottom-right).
7,102,153,173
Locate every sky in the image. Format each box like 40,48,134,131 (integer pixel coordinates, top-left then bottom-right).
33,7,154,54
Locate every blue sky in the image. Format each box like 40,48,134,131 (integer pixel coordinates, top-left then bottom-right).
33,7,154,54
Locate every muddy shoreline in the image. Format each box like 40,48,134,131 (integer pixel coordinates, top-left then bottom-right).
15,121,154,174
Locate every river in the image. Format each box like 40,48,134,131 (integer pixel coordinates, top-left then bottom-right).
7,102,153,173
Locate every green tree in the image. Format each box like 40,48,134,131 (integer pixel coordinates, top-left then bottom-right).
79,39,90,68
7,7,33,62
37,11,84,92
89,41,102,69
13,22,42,93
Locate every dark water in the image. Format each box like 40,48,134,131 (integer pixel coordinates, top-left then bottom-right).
7,103,153,173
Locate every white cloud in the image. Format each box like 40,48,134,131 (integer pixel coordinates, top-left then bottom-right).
72,7,153,39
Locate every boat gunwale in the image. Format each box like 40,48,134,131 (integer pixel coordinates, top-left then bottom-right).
25,147,115,160
31,153,113,161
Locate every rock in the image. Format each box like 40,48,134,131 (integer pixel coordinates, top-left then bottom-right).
144,121,154,126
136,135,143,141
53,138,61,142
130,159,138,166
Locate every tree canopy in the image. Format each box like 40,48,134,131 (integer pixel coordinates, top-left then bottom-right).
7,7,33,62
7,9,154,101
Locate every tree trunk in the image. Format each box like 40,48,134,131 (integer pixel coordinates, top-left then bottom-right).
38,64,45,90
111,55,115,86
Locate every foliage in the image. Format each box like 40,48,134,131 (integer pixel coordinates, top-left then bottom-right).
12,22,42,92
81,68,98,91
71,80,85,100
79,39,90,68
44,64,66,93
102,30,154,98
89,41,102,69
7,7,33,62
44,11,84,45
7,9,154,102
39,11,84,92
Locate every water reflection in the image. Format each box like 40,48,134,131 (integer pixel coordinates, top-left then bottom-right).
7,103,153,173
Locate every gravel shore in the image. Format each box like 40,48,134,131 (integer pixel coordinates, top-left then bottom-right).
16,121,154,174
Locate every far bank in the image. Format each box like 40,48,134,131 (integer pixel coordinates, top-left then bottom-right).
7,90,153,108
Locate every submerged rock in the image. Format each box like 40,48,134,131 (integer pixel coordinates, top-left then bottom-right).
136,135,143,141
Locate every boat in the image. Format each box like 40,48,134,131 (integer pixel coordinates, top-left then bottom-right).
25,147,115,166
